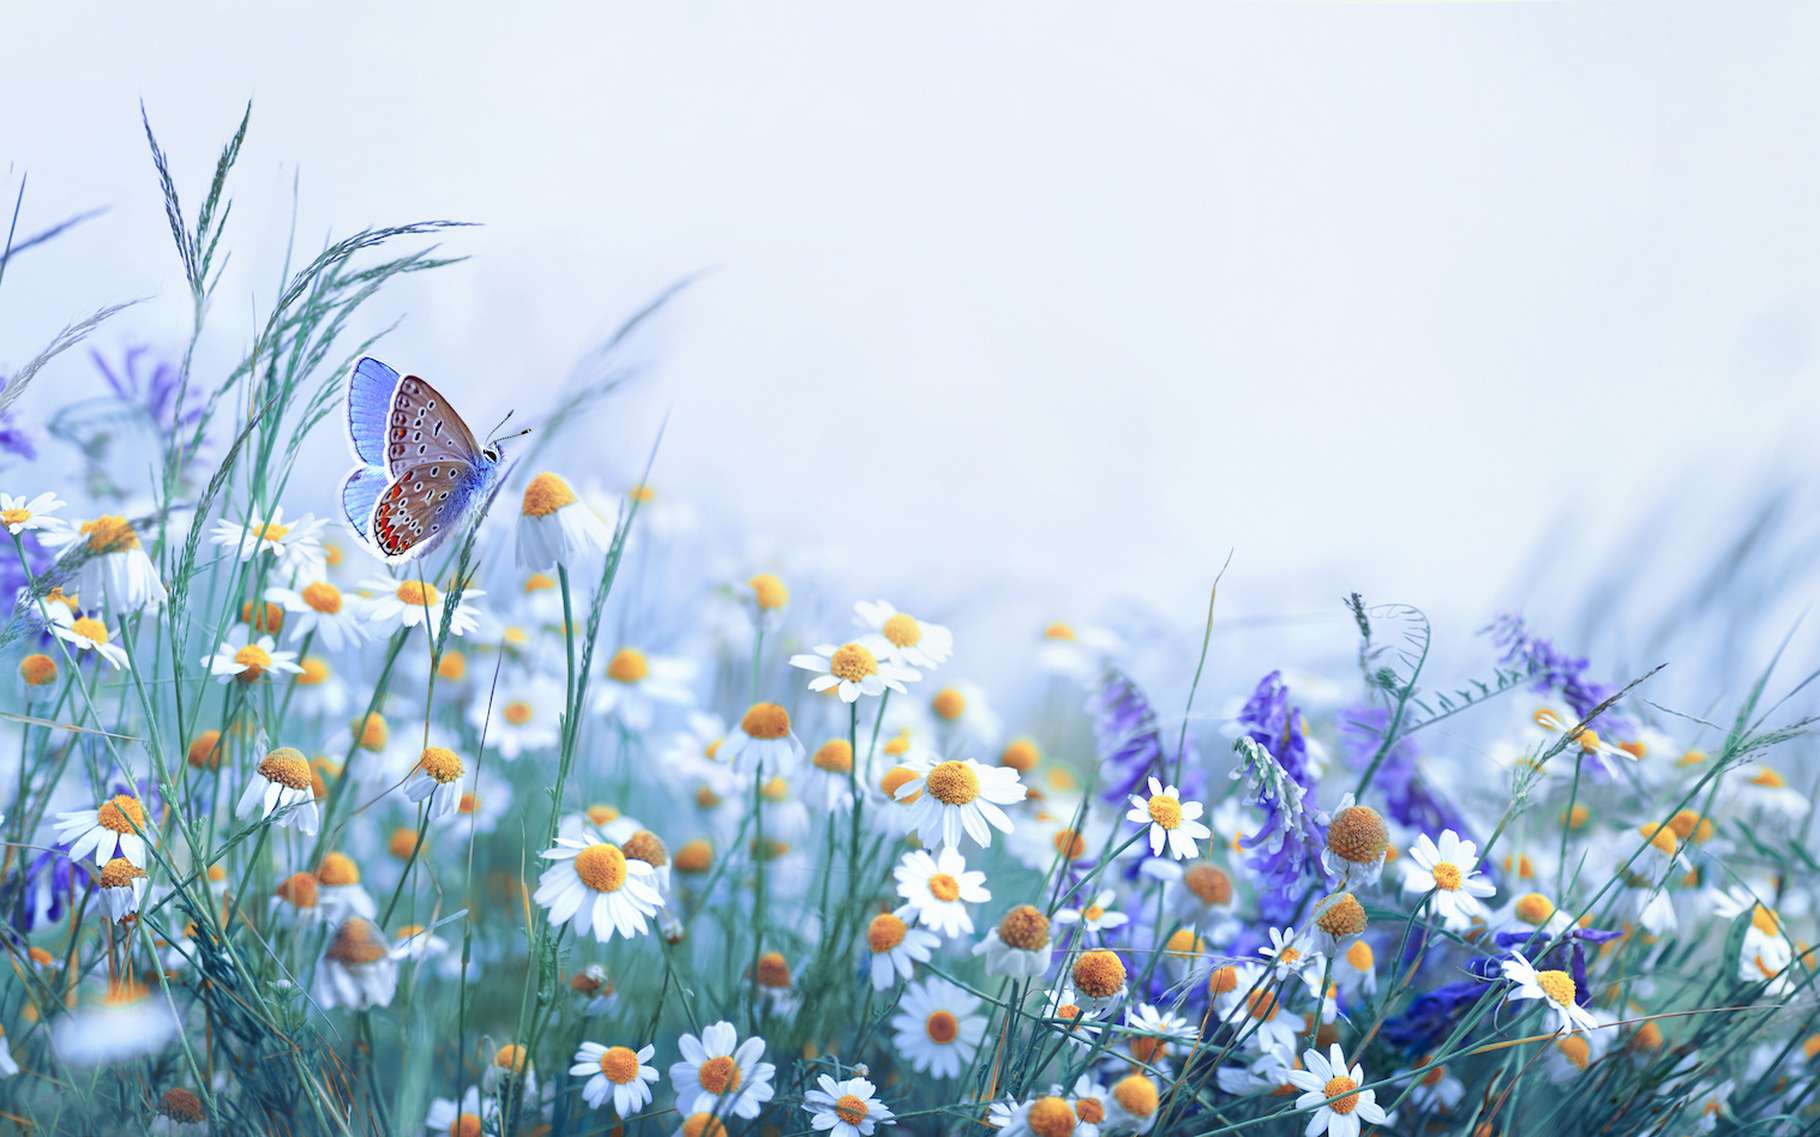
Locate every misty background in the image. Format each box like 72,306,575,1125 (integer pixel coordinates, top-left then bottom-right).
5,1,1818,716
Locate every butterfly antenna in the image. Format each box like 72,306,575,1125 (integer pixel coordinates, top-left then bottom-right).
486,409,515,444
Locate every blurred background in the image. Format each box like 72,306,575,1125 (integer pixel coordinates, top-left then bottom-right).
5,1,1818,707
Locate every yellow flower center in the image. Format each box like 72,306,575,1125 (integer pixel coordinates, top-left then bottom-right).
675,839,713,873
258,747,313,790
1076,1098,1105,1125
1147,794,1183,830
1247,989,1280,1021
1752,767,1787,789
867,913,907,952
607,648,649,683
394,580,439,607
503,700,534,726
1322,1075,1360,1114
81,516,140,553
924,1010,959,1044
881,613,922,647
813,739,853,773
1750,904,1782,937
1431,862,1463,891
19,653,57,686
317,852,361,886
1164,928,1205,959
881,766,921,804
1327,806,1389,863
696,1055,741,1096
1316,893,1368,938
1025,1097,1076,1137
1111,1074,1158,1118
494,1044,529,1074
438,651,467,680
747,572,788,611
829,643,878,683
1346,940,1375,970
574,843,629,892
1208,965,1239,995
1515,892,1556,925
834,1095,869,1125
449,1114,483,1137
0,508,30,526
997,905,1050,951
159,1088,205,1123
598,1045,640,1084
251,519,291,542
1278,946,1302,965
353,713,389,750
1083,904,1105,922
925,761,980,805
233,643,273,679
417,746,464,784
628,484,656,504
522,472,578,517
1072,949,1126,998
297,657,329,686
97,795,146,834
927,872,961,902
1000,738,1039,771
755,951,791,988
324,918,388,965
681,1115,727,1137
1535,969,1577,1006
99,857,144,889
930,687,966,720
1184,864,1233,905
1556,1035,1591,1069
1044,622,1077,641
524,572,555,593
301,581,342,613
277,872,320,908
1052,828,1087,859
740,703,791,740
70,617,110,645
187,730,223,769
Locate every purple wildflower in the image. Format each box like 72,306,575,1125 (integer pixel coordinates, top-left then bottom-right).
1234,671,1329,923
1339,705,1478,846
1485,614,1633,736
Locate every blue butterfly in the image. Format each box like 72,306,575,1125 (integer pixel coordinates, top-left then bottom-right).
340,357,512,563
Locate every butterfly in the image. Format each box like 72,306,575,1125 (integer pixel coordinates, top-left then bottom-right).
340,357,516,563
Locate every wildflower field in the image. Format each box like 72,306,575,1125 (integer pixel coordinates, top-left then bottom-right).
1,110,1817,1137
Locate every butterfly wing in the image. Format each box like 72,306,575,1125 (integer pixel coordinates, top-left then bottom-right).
346,357,400,466
366,459,491,564
386,374,485,477
339,466,390,538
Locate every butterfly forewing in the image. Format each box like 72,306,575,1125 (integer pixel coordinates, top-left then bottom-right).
387,374,484,477
347,357,401,466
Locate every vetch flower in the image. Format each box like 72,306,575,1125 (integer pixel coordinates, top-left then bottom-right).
894,846,990,938
571,1041,660,1116
1125,777,1211,860
236,746,320,835
790,640,919,703
518,472,614,570
534,837,664,942
893,755,1025,849
668,1021,776,1120
1284,1044,1390,1137
803,1074,895,1137
1500,950,1597,1033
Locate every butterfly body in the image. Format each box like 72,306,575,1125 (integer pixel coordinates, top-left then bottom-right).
340,358,505,563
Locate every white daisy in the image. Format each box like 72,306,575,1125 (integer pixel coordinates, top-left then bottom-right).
1103,1073,1161,1135
50,982,179,1067
1054,889,1129,941
927,681,1002,746
570,1041,659,1116
593,647,697,730
1215,964,1305,1054
533,837,664,942
202,628,303,684
972,905,1053,980
1035,621,1123,683
1259,926,1323,987
863,911,941,990
43,515,167,610
96,857,148,923
1125,777,1211,860
400,746,467,821
854,600,954,671
208,507,327,577
893,755,1025,850
719,702,806,776
995,1096,1078,1137
422,1089,495,1137
0,491,67,535
53,793,153,867
1401,830,1496,930
890,978,987,1078
803,1073,895,1137
667,1021,776,1120
312,918,398,1010
1285,1043,1390,1137
468,674,566,759
1500,950,1597,1034
1119,1004,1197,1075
235,746,320,835
894,846,990,938
46,609,129,670
266,580,366,650
790,639,920,703
357,577,484,637
518,472,615,570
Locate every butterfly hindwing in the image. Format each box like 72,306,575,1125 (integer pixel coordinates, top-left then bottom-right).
339,466,390,538
346,357,401,466
368,460,487,562
387,374,484,477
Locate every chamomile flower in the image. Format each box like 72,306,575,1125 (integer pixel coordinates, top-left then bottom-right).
422,1089,495,1137
863,911,941,990
518,472,615,570
266,580,366,650
1500,950,1597,1033
209,507,327,577
401,746,467,821
1405,1057,1465,1113
668,1021,776,1119
927,681,1002,746
151,1087,207,1134
737,571,791,627
790,640,919,703
0,490,66,535
534,837,664,942
594,647,697,729
803,1074,895,1137
1335,939,1378,995
1035,621,1123,683
1104,1073,1161,1135
0,1026,16,1078
973,904,1053,979
47,609,129,669
313,917,399,1010
357,576,484,637
44,515,167,609
236,746,320,835
854,600,953,671
1125,777,1211,860
570,1041,659,1116
995,1096,1079,1137
1321,794,1390,884
203,628,303,684
1215,964,1306,1054
1054,890,1129,941
1497,890,1575,937
804,739,860,810
895,846,991,938
51,981,180,1067
469,674,565,759
720,702,806,775
1069,949,1128,1014
1119,1004,1197,1075
97,857,148,923
1284,1044,1389,1137
389,923,451,964
891,977,987,1078
54,792,153,867
315,852,379,920
1402,830,1496,930
893,755,1025,849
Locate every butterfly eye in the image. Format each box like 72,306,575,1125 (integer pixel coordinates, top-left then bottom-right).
484,446,501,463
